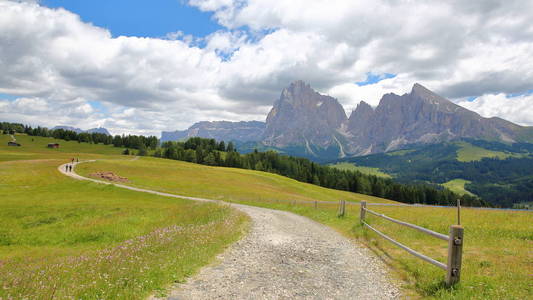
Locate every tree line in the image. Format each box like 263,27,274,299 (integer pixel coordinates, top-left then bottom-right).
1,121,157,151
158,137,489,207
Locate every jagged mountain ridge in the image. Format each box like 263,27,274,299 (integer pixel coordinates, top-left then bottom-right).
343,83,525,155
162,81,532,159
263,80,347,151
52,126,111,135
161,121,265,142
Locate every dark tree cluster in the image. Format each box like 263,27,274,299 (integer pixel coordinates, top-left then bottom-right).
0,122,25,134
158,137,488,207
112,135,158,153
156,137,232,165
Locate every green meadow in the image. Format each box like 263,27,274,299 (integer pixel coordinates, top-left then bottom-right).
329,162,391,178
77,157,392,205
455,141,519,162
79,155,533,299
0,136,248,299
441,179,475,197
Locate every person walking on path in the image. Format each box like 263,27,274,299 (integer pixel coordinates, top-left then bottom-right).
65,164,69,172
69,165,72,172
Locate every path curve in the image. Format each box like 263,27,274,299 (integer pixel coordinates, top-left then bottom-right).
58,160,400,299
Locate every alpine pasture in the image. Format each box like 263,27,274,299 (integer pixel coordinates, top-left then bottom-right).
78,151,532,299
1,134,531,299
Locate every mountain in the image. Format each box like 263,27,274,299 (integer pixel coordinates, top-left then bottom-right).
162,81,532,160
87,127,111,135
52,126,111,135
52,126,83,133
263,80,348,155
343,83,526,155
161,121,265,142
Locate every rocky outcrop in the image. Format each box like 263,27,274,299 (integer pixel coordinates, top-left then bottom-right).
263,80,347,150
345,83,524,154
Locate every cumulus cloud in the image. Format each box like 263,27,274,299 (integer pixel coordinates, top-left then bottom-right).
0,0,532,135
456,94,533,126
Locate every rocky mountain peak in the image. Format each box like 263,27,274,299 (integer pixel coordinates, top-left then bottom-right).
410,83,452,106
264,81,347,148
351,101,373,115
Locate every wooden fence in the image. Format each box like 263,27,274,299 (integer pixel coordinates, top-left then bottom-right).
359,201,464,286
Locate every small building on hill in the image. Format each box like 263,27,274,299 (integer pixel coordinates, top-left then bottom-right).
47,143,60,148
8,141,21,146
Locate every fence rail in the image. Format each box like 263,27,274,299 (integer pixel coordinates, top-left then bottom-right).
362,221,447,270
359,201,464,286
364,208,449,241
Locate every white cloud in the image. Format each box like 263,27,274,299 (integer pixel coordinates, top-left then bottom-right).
456,94,533,126
0,0,532,136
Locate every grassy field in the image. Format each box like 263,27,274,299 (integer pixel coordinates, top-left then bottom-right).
329,162,391,178
0,135,248,299
0,134,124,162
79,155,533,299
455,141,518,162
77,157,393,205
441,179,476,197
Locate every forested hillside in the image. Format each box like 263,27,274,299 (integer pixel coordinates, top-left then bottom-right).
338,140,533,207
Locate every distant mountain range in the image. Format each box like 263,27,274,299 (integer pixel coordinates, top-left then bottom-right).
52,126,111,136
162,80,533,160
162,121,265,143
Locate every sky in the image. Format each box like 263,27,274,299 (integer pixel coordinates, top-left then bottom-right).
0,0,532,136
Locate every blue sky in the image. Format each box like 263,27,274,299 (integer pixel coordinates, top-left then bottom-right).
42,0,222,38
356,73,396,86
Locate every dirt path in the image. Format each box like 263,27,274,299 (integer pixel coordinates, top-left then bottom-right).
58,160,400,299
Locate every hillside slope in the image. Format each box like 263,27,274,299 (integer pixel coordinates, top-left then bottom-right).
77,156,393,205
337,140,533,206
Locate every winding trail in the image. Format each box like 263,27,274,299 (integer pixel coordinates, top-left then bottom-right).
58,160,400,299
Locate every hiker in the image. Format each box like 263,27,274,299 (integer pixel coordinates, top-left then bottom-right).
71,158,74,163
65,164,69,172
76,157,79,163
69,165,73,172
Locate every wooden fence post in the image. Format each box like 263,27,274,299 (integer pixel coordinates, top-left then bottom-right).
360,201,367,223
446,225,464,286
337,200,346,217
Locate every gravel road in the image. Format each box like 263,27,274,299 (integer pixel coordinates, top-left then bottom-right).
59,161,400,300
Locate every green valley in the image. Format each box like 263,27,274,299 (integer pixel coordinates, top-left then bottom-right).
337,139,533,207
